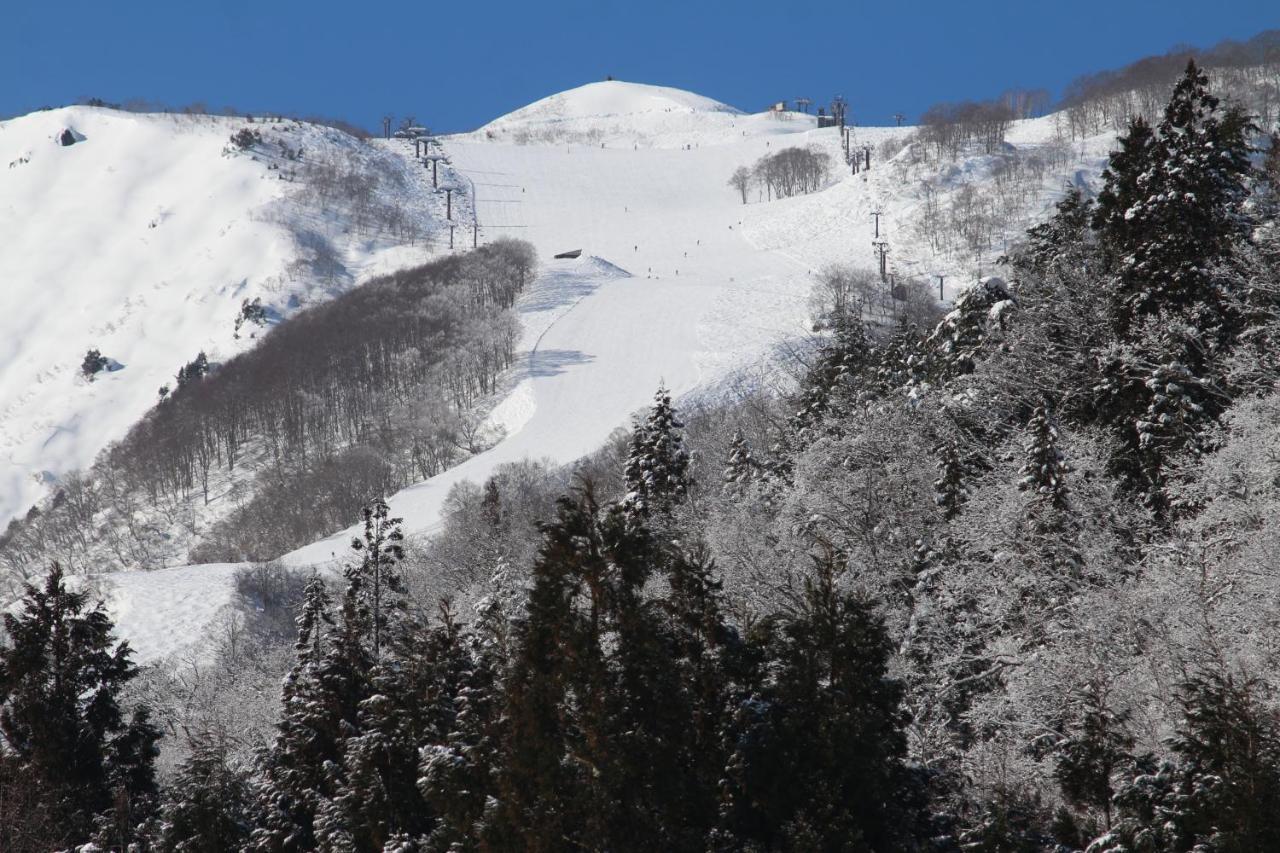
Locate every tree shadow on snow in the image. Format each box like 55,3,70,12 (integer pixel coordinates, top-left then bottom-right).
525,348,594,378
519,271,603,313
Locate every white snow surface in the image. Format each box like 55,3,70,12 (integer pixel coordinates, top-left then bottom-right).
58,82,1115,663
0,107,436,529
466,79,824,149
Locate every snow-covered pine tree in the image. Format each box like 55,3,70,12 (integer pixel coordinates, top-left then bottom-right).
417,616,503,851
0,564,160,851
145,735,252,852
1091,672,1280,852
922,276,1017,387
1092,116,1157,280
1127,322,1225,514
347,497,407,661
317,603,496,851
1019,183,1096,276
1053,684,1134,832
789,314,873,446
250,575,363,852
623,385,692,519
1014,399,1087,598
1019,400,1070,511
1103,61,1254,339
872,319,928,396
934,440,970,521
722,430,758,491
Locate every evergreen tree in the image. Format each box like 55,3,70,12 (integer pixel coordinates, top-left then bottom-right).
484,493,582,853
250,576,363,852
957,787,1054,853
624,386,693,519
0,564,159,851
346,498,407,661
1091,672,1280,852
872,319,929,397
81,348,109,380
1101,61,1254,338
716,554,925,850
722,430,759,491
146,736,252,852
417,615,503,852
934,440,970,521
1260,129,1280,215
1092,116,1157,279
922,276,1017,387
789,316,873,446
176,351,210,389
317,605,487,851
1019,183,1096,276
1019,400,1070,511
1054,684,1134,831
488,488,711,850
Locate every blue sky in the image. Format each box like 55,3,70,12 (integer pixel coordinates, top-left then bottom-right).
3,1,1275,131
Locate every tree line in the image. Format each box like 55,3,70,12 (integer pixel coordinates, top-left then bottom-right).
1058,29,1280,138
0,240,537,578
728,145,831,203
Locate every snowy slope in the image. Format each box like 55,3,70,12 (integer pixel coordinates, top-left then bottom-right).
467,79,816,149
0,107,437,528
89,83,1116,661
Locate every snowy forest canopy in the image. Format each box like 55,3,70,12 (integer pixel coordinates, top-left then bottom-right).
4,60,1280,852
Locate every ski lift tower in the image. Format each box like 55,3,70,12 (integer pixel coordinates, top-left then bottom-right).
831,96,848,130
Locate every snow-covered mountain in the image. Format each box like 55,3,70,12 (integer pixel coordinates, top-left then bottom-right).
468,78,816,148
4,81,1121,661
0,107,441,529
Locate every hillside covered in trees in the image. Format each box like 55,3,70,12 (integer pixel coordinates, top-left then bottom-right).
0,240,536,586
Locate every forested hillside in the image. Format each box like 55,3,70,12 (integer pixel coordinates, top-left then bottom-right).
4,60,1280,851
0,240,536,586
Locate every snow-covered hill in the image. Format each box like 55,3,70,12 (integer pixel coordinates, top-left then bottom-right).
0,107,439,528
466,79,816,149
23,81,1119,661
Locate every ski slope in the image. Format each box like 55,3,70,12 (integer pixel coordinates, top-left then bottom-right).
0,107,437,529
81,80,1114,661
285,89,859,565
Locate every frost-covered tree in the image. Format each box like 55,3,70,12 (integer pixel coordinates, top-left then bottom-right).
1020,183,1096,276
1091,672,1280,852
728,165,753,204
935,440,971,521
145,735,252,852
0,564,159,851
623,386,692,519
1019,400,1070,511
347,497,407,661
1100,61,1254,338
722,430,758,490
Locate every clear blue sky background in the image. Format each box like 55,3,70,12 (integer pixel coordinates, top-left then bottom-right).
2,0,1275,131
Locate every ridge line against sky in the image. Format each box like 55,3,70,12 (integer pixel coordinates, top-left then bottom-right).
2,0,1276,132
